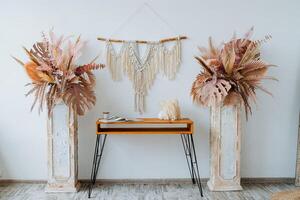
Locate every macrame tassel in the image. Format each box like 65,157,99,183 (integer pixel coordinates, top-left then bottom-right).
134,92,145,113
133,70,146,113
106,42,125,81
160,39,181,80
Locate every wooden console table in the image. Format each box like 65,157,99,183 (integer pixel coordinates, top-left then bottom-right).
88,118,203,198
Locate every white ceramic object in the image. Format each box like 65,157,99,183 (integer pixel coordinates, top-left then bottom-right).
207,104,242,191
45,103,80,192
158,99,181,120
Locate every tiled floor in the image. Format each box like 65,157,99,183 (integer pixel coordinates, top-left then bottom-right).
0,182,297,200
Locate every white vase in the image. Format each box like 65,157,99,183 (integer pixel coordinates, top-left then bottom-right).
45,103,80,192
207,104,242,191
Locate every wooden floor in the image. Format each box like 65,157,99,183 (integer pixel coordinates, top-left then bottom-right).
0,182,298,200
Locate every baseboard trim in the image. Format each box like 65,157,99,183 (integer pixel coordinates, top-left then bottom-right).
80,178,205,184
241,177,295,184
0,179,46,184
0,178,295,185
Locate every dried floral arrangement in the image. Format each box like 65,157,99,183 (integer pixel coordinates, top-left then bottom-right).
13,31,105,116
191,28,276,117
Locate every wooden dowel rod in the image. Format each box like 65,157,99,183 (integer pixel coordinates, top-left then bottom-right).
97,36,187,44
159,36,187,43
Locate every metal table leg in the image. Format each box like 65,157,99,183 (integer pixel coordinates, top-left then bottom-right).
88,134,107,198
181,134,203,197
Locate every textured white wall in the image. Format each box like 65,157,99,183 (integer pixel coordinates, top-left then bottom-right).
0,0,299,180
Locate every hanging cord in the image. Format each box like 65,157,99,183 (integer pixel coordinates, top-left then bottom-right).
106,1,184,42
143,2,179,36
110,2,146,38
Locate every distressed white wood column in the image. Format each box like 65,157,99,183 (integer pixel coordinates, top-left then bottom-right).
207,104,242,191
45,103,80,192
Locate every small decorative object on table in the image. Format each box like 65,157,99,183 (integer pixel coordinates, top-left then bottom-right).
191,27,276,191
103,112,110,120
13,30,105,192
98,115,129,122
158,99,181,120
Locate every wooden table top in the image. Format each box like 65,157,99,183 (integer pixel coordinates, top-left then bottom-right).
96,118,194,135
97,118,193,125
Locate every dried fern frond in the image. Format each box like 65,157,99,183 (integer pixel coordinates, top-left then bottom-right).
74,63,105,76
254,35,272,46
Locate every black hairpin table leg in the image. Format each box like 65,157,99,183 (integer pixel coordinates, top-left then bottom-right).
88,134,107,198
181,134,203,197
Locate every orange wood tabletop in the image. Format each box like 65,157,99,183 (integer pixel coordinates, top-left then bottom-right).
96,118,194,135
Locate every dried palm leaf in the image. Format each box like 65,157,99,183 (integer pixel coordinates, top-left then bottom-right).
63,79,96,115
23,47,40,65
223,91,242,106
191,75,231,107
236,60,275,74
37,72,54,83
208,36,219,57
12,56,24,66
46,84,58,116
194,56,214,75
244,27,254,40
24,61,43,83
191,74,212,102
239,42,260,66
241,67,268,81
221,43,236,75
27,82,48,113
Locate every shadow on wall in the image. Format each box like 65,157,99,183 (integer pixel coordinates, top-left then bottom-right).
77,75,116,179
294,57,300,176
295,58,300,113
0,151,6,179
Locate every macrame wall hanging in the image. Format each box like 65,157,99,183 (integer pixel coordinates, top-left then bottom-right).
98,2,187,113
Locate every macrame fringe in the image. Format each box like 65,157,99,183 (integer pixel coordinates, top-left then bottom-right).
106,39,181,113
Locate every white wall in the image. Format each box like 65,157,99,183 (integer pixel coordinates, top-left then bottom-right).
0,0,299,180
